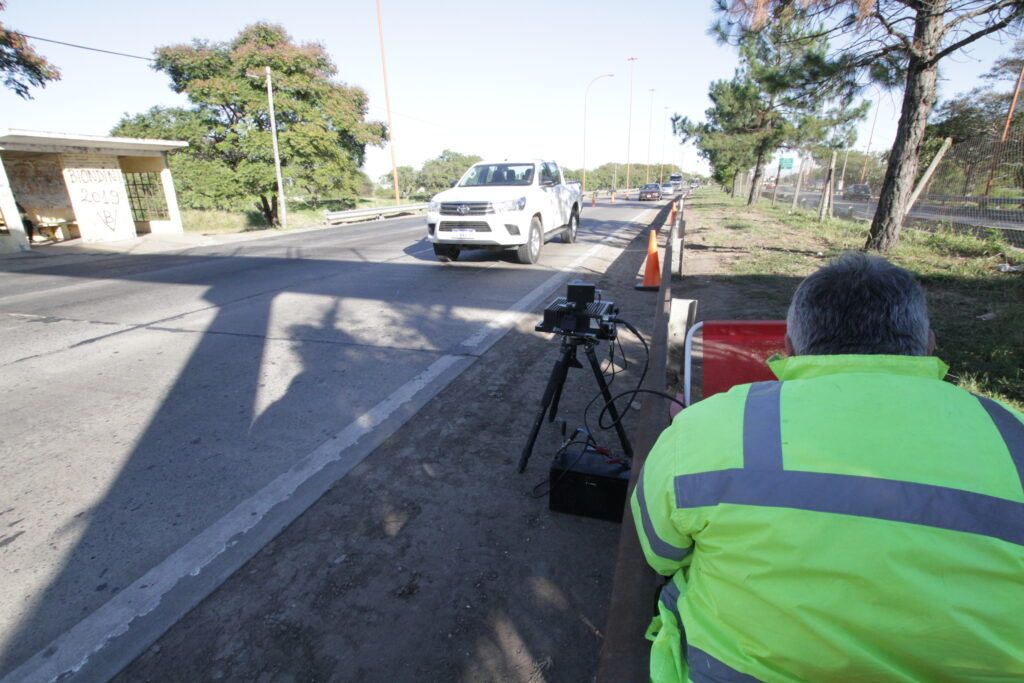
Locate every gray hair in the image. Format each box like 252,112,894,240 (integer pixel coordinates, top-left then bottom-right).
786,252,931,356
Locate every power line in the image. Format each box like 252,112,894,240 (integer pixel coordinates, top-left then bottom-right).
17,33,154,62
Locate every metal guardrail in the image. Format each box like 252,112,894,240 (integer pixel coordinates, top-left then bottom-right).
323,187,680,225
324,203,427,225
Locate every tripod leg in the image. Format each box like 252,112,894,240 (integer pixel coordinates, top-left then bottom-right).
585,343,634,459
518,342,573,473
547,341,580,422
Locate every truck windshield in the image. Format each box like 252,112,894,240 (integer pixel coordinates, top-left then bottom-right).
459,163,535,187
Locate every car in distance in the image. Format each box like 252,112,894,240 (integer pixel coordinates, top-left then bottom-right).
425,160,582,264
843,183,871,200
660,183,675,197
639,183,662,201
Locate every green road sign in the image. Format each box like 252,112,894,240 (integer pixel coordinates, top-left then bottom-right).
779,158,793,169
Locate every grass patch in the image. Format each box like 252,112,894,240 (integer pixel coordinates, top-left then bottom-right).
687,188,1024,410
180,197,399,235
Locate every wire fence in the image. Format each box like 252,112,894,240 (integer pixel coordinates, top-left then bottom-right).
746,128,1024,249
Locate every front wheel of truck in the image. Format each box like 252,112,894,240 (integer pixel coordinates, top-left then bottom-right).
516,217,543,264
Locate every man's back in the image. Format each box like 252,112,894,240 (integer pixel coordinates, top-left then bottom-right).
634,354,1024,682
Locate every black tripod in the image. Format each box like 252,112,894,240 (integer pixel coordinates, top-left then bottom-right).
517,334,634,472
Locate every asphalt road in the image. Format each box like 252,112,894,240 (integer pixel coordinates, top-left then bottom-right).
0,199,661,681
771,188,1024,233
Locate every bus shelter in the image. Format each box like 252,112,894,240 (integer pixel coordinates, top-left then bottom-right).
0,129,188,255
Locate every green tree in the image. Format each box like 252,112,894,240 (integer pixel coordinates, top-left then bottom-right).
379,166,419,198
115,23,385,225
719,1,1024,250
418,150,482,194
0,1,59,98
679,10,863,203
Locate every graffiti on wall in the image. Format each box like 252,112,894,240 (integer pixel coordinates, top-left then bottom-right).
6,158,72,212
61,154,135,241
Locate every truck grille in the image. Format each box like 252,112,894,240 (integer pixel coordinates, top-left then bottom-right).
440,202,492,216
438,221,491,232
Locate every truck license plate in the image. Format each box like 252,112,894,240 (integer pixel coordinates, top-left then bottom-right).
450,229,475,239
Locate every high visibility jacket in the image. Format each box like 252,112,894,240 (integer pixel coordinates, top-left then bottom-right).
631,355,1024,682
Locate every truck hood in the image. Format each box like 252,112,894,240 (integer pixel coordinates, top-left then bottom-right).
431,186,534,202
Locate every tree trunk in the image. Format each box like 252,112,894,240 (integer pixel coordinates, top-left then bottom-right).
865,10,944,251
748,149,767,205
257,194,280,227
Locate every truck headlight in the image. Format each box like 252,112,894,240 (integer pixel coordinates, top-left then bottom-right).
493,197,527,213
428,200,440,212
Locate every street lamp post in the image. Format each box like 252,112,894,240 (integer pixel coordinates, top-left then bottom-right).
645,88,655,184
583,73,614,194
625,57,637,194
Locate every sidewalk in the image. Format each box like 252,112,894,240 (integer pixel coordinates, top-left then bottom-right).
0,226,330,272
114,210,668,681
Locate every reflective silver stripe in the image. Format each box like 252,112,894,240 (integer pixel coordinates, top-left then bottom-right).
637,469,692,562
675,468,1024,546
976,395,1024,489
687,646,762,682
659,579,682,626
742,382,783,470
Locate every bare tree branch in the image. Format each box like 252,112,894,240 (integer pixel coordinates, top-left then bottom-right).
943,0,1020,33
872,5,921,57
933,6,1024,61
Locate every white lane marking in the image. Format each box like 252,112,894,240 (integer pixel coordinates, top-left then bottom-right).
4,355,463,683
459,207,653,351
2,204,654,683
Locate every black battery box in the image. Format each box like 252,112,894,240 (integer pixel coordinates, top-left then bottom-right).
549,445,631,523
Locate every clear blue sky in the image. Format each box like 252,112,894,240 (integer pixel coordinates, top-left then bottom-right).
1,1,1017,181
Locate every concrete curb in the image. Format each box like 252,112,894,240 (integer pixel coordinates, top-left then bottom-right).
597,199,679,682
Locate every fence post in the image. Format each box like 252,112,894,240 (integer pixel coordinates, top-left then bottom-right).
791,156,805,212
818,150,837,222
905,137,952,220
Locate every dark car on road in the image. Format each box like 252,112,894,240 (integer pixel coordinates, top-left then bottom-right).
843,183,871,200
639,183,662,201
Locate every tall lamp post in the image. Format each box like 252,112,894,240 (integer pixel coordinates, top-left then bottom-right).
645,88,655,184
625,57,637,194
583,73,614,194
376,0,401,205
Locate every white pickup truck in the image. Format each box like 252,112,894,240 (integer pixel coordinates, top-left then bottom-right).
425,159,582,264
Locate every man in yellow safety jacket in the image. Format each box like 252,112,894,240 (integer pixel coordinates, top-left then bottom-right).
632,252,1024,682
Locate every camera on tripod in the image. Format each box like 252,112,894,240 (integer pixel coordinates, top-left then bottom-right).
520,279,633,523
535,281,618,341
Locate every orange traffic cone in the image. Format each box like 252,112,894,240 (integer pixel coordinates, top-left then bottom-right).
669,202,677,225
592,192,597,207
636,228,661,291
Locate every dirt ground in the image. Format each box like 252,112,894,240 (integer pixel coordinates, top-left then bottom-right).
676,192,822,324
118,209,674,683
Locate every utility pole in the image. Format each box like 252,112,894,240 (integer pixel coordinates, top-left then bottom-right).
625,57,637,194
265,66,287,229
645,88,655,184
375,0,401,205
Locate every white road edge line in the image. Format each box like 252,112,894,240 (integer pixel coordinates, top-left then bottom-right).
3,205,655,683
